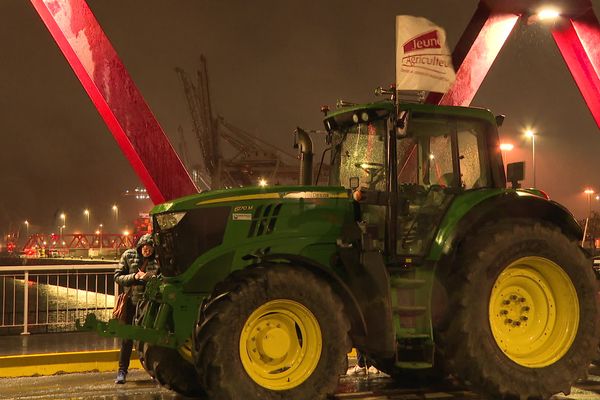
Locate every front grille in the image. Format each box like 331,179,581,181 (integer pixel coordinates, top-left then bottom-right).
248,203,283,237
155,206,230,276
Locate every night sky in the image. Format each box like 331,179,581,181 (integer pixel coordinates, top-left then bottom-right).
1,0,600,238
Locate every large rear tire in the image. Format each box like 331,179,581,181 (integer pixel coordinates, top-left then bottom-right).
193,265,351,400
439,220,599,399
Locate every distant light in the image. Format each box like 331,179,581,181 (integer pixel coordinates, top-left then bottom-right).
429,154,435,160
537,8,560,21
499,143,514,151
524,129,535,138
258,178,268,187
123,230,130,236
584,188,595,195
95,230,100,235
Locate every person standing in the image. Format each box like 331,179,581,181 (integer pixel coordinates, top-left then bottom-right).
113,233,159,384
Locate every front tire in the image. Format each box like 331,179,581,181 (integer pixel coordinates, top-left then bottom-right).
150,345,205,397
193,265,351,399
440,221,599,399
134,300,204,397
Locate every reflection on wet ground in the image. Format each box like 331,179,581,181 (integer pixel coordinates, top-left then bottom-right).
3,367,600,400
335,373,479,399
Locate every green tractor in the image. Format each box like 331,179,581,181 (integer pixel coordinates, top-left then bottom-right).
84,95,598,399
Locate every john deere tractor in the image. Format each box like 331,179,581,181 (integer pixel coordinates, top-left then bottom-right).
83,95,598,399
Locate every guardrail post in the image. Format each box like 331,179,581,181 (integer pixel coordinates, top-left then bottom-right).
21,271,30,335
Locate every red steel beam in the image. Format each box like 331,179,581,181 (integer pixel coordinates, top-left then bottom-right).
552,9,600,129
29,0,197,204
430,2,520,106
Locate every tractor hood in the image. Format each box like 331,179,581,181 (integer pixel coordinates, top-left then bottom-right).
151,185,350,214
150,185,352,277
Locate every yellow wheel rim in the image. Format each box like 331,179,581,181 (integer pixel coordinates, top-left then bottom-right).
239,299,322,390
488,256,579,368
178,338,194,363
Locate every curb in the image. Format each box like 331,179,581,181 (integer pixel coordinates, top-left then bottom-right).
0,350,141,378
1,349,357,378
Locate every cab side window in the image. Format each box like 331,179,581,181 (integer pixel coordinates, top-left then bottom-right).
427,134,454,187
457,121,488,189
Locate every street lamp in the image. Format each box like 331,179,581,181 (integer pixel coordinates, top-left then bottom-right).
98,224,103,250
525,129,536,188
112,204,119,224
84,209,90,230
24,220,29,237
60,213,66,230
499,143,514,163
585,189,595,217
583,189,595,247
537,8,560,21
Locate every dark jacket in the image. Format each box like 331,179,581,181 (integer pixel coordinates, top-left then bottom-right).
114,234,160,303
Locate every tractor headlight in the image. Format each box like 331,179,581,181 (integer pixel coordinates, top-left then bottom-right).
155,212,186,230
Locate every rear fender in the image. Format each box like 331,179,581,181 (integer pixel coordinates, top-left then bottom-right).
438,191,582,261
431,192,582,331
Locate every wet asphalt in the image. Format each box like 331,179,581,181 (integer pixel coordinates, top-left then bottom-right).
2,366,600,400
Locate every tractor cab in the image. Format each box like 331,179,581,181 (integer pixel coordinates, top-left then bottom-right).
324,101,505,261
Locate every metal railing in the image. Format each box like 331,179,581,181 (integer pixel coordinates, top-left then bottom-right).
0,265,118,335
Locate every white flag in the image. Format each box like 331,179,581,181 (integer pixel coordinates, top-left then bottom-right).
396,16,456,93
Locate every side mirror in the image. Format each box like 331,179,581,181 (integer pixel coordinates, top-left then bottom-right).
507,162,525,189
495,114,505,127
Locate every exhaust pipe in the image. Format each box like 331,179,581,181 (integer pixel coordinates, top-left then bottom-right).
294,127,313,186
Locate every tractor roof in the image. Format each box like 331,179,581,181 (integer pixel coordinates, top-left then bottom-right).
324,100,497,126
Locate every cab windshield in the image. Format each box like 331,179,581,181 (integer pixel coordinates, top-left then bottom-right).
329,119,387,190
397,114,490,190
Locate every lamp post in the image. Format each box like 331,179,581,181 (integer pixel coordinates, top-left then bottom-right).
499,143,514,164
84,209,90,230
60,213,66,231
96,224,103,250
112,204,119,225
525,129,536,187
24,220,29,237
585,189,595,218
583,188,595,246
